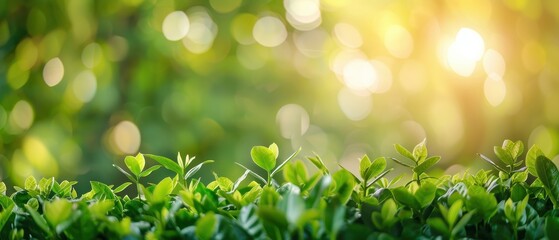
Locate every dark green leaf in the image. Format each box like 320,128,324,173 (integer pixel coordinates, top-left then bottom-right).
546,216,559,239
196,212,217,240
427,217,448,236
332,169,356,204
237,205,266,240
24,204,52,236
535,155,559,207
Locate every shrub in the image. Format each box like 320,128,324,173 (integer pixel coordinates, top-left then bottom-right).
0,139,558,239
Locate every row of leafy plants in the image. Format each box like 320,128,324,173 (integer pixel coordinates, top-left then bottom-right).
0,139,558,239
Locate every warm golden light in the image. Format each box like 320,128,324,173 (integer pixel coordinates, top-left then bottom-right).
446,28,485,77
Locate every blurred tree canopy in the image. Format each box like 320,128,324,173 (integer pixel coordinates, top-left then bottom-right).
1,0,559,188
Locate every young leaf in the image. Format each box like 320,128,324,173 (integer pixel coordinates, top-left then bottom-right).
113,182,132,193
526,145,544,177
196,212,218,240
184,160,214,180
24,176,37,191
308,154,329,174
394,144,415,161
413,156,440,174
535,155,559,207
145,154,182,176
113,164,137,183
125,155,142,177
451,210,475,236
332,169,357,204
364,157,387,182
359,155,372,181
138,165,161,177
251,146,276,172
235,162,268,185
269,143,279,160
413,139,428,163
446,199,463,228
494,147,514,165
0,182,6,195
478,154,508,172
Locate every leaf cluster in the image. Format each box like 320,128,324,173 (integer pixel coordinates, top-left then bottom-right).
0,140,558,239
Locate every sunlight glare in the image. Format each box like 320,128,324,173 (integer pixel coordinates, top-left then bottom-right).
338,87,372,121
384,25,414,59
162,11,190,41
276,104,310,139
342,59,377,92
43,57,64,87
484,76,506,107
446,28,485,77
483,49,506,78
253,16,287,47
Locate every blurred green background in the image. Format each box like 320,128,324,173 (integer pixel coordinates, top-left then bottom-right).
1,0,559,190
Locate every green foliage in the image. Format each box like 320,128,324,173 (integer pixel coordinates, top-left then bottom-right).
0,139,558,239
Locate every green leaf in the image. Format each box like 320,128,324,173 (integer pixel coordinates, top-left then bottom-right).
0,195,15,232
392,187,420,209
380,199,398,225
24,204,51,235
526,145,544,177
112,164,137,183
447,199,463,227
24,176,37,191
516,195,529,221
307,175,332,208
44,198,73,229
151,177,174,203
413,156,440,174
308,155,329,174
478,154,508,172
415,182,436,208
359,155,372,181
465,185,497,220
0,182,5,195
138,165,161,177
235,162,268,185
277,188,305,225
184,160,214,180
89,200,115,219
413,138,428,163
451,210,475,236
145,154,182,176
257,206,288,231
535,155,559,207
196,212,217,240
362,156,387,183
546,216,559,240
394,144,415,161
494,146,514,165
391,157,414,169
270,147,301,177
269,143,279,160
251,146,276,172
504,198,515,223
113,182,132,193
125,155,142,177
237,205,266,240
427,217,448,236
332,169,357,204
